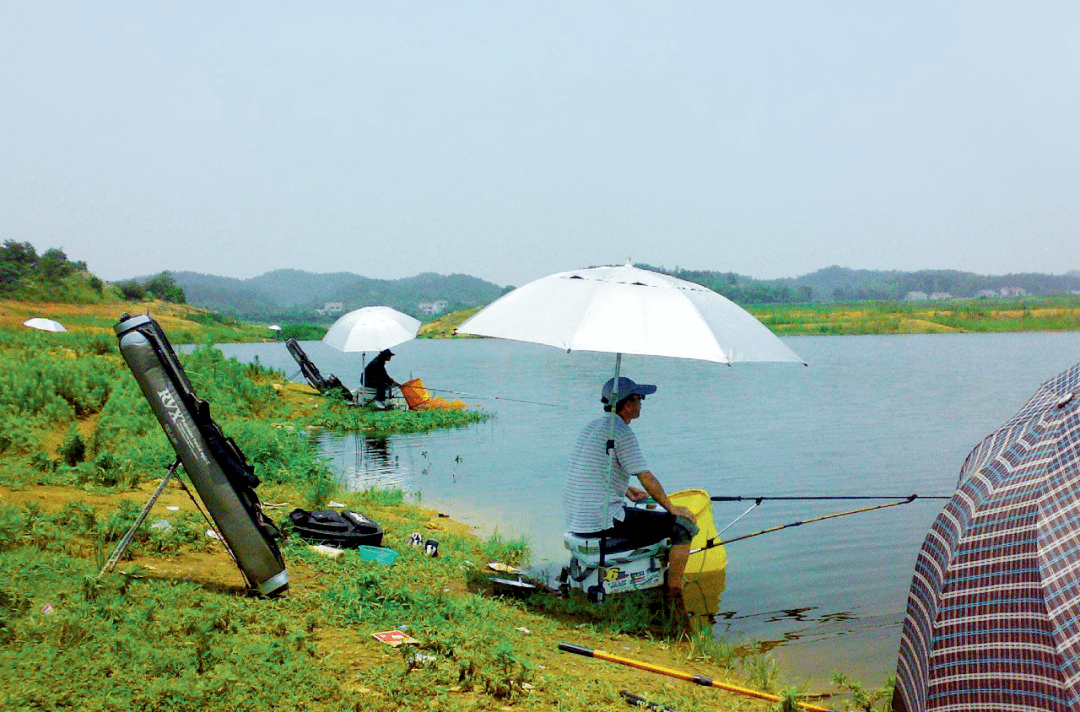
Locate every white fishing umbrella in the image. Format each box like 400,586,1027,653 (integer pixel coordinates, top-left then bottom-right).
22,317,67,333
457,262,803,366
323,306,421,354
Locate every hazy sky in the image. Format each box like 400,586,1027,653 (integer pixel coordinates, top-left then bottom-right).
2,2,1078,288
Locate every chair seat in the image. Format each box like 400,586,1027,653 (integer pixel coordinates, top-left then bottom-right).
563,531,669,567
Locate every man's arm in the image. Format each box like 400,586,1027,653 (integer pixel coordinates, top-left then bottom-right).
635,471,695,523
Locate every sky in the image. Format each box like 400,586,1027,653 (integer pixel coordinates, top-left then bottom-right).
2,2,1078,288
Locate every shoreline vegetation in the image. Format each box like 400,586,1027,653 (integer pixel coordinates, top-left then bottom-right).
5,292,1072,710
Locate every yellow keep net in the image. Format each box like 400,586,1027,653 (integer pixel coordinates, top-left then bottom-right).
400,378,469,411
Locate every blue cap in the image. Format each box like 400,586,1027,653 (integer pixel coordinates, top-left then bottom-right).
601,377,657,404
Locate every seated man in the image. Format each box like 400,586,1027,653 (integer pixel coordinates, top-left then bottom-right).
563,376,698,594
362,349,401,408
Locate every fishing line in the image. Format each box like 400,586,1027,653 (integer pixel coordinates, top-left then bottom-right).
422,385,566,408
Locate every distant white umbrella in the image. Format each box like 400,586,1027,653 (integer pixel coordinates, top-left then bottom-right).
268,324,282,332
22,317,67,333
322,307,421,354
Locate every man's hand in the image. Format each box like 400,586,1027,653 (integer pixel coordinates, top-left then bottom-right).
671,505,696,523
625,486,649,502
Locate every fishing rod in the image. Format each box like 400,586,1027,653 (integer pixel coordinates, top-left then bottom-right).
619,691,679,712
693,497,921,554
558,642,831,712
420,385,566,408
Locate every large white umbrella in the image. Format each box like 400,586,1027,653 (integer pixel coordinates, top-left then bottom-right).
323,306,421,353
457,262,803,366
23,317,67,333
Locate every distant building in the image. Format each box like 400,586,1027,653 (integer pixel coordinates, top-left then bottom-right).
975,290,998,299
316,301,344,315
999,286,1027,298
904,291,928,301
418,300,449,315
929,292,953,301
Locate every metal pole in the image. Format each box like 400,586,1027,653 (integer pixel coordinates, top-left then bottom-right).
99,460,181,577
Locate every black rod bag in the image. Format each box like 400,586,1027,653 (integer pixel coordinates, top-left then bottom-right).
115,313,289,597
285,338,352,401
287,508,384,548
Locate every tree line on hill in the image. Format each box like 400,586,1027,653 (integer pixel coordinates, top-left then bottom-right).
166,269,512,323
0,239,186,304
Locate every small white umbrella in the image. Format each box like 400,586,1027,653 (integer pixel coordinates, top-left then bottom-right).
268,324,282,332
323,306,421,354
23,317,67,333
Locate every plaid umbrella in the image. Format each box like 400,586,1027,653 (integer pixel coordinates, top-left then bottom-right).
895,362,1080,712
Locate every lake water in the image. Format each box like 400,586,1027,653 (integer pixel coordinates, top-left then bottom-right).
216,332,1080,689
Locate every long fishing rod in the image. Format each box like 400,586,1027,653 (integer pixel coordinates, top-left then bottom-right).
558,642,831,712
692,497,920,554
421,385,566,408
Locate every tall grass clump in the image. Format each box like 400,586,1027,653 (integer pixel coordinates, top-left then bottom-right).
312,403,490,437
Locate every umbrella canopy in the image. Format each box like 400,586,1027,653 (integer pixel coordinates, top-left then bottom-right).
268,325,282,332
895,362,1080,712
322,306,421,354
23,317,67,333
457,263,802,364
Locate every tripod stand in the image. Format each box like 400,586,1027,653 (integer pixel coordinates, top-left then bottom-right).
98,460,243,583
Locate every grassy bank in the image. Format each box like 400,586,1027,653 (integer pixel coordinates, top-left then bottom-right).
0,325,894,711
0,299,271,343
755,296,1080,335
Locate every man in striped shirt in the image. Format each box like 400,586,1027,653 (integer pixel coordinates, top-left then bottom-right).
563,376,698,593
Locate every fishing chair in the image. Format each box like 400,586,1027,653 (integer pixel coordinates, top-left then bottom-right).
562,531,670,602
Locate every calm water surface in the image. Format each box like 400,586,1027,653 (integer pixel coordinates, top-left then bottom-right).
217,332,1080,689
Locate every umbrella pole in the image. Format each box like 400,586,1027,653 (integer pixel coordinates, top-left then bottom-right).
606,353,622,464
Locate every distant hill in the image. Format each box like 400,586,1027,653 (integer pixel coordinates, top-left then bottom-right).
167,269,511,322
154,265,1080,323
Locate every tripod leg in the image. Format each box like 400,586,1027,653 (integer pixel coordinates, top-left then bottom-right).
99,460,181,577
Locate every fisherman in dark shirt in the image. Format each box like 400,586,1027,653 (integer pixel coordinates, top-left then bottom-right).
362,349,400,407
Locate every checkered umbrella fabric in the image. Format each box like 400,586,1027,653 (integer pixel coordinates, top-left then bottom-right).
895,362,1080,712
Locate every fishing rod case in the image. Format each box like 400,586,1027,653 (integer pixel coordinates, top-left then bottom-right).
115,313,289,597
286,508,384,548
285,338,353,401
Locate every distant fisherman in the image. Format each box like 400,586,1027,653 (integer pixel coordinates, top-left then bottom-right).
563,377,698,595
362,349,401,408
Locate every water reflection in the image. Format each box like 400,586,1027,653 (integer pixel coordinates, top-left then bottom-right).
364,436,391,467
682,569,726,634
318,432,411,490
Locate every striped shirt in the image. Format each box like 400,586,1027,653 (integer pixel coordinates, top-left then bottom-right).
563,415,650,533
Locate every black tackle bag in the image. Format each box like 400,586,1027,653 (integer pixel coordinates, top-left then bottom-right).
287,508,384,548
